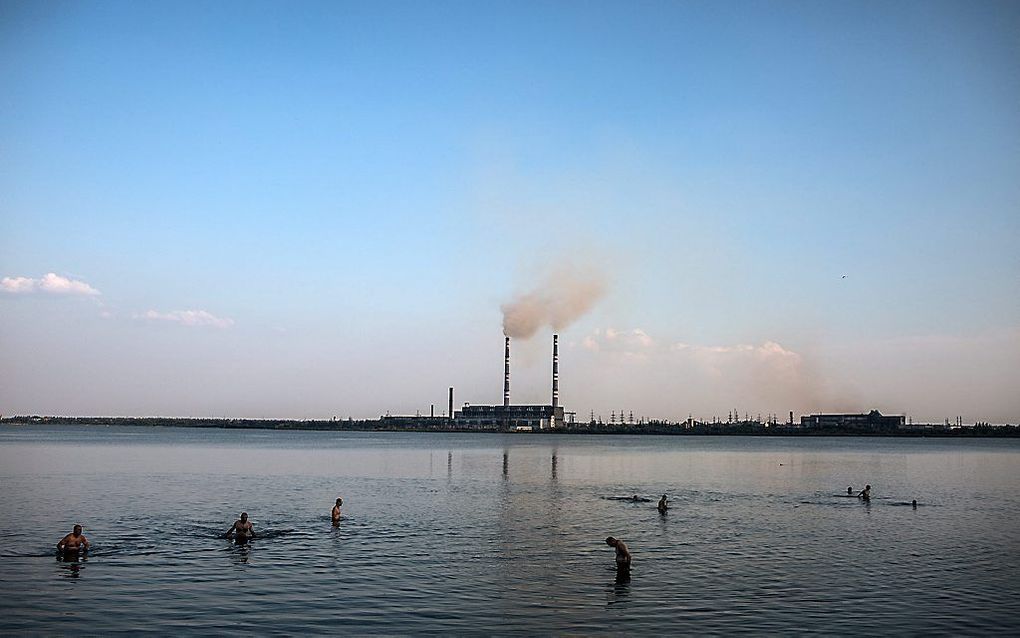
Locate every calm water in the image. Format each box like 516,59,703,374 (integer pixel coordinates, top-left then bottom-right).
1,425,1019,635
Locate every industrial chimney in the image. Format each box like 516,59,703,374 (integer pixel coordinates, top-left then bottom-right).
503,337,511,407
449,387,454,419
552,334,559,408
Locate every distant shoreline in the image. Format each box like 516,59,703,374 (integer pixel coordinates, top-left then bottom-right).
3,416,1018,437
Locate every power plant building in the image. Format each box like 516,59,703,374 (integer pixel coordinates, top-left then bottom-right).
456,404,564,430
799,410,905,430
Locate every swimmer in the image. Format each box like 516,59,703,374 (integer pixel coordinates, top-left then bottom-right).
912,499,917,509
605,536,632,571
331,497,343,525
657,494,669,514
225,512,255,544
57,524,89,554
847,486,853,495
858,485,871,501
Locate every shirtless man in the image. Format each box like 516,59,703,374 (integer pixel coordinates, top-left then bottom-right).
57,524,89,553
858,485,872,501
657,494,669,514
225,512,255,544
331,497,343,525
605,536,632,571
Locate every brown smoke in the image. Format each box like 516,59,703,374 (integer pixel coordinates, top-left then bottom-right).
501,264,607,338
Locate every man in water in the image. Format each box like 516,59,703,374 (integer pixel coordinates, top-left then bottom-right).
225,512,255,544
331,497,343,525
858,485,872,501
847,486,853,495
657,494,669,514
605,536,632,572
57,524,89,554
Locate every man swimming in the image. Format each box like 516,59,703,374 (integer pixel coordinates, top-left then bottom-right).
57,524,89,553
858,485,872,501
605,536,632,571
331,497,343,525
657,494,669,514
847,486,853,495
225,512,255,544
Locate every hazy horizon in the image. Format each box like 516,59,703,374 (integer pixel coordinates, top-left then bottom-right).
2,1,1018,423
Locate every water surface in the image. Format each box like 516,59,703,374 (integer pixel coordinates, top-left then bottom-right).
1,425,1018,634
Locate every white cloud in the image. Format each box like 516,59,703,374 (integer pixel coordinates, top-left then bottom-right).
582,327,655,354
138,309,234,329
1,273,100,296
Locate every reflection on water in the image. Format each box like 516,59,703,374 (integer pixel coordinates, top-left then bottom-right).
2,426,1020,634
228,544,251,565
56,552,86,579
607,569,631,606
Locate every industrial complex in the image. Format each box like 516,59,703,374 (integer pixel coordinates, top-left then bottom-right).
384,334,567,432
13,333,1004,435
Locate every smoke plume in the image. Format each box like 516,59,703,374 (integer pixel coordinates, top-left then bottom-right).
501,264,607,338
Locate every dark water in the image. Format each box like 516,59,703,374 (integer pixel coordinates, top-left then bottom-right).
1,425,1019,634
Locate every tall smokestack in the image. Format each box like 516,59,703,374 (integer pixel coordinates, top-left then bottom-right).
449,387,454,419
552,334,559,408
503,337,511,407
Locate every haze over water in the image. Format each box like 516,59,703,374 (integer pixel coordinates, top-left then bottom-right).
1,425,1018,634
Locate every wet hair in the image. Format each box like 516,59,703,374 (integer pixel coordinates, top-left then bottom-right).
240,512,248,519
605,536,617,545
336,497,343,504
865,485,871,490
73,524,82,532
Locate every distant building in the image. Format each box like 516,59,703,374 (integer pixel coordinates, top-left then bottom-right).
455,404,564,431
379,415,451,430
800,410,905,430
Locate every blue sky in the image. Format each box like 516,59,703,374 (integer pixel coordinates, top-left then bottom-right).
2,0,1018,421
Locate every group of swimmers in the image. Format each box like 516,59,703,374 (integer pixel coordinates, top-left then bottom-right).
603,496,664,578
57,497,347,555
848,485,917,508
58,486,917,570
223,497,346,545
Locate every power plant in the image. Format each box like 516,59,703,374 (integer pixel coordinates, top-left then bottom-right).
454,334,566,430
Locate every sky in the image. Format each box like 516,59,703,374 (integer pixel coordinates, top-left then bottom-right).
1,0,1018,423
